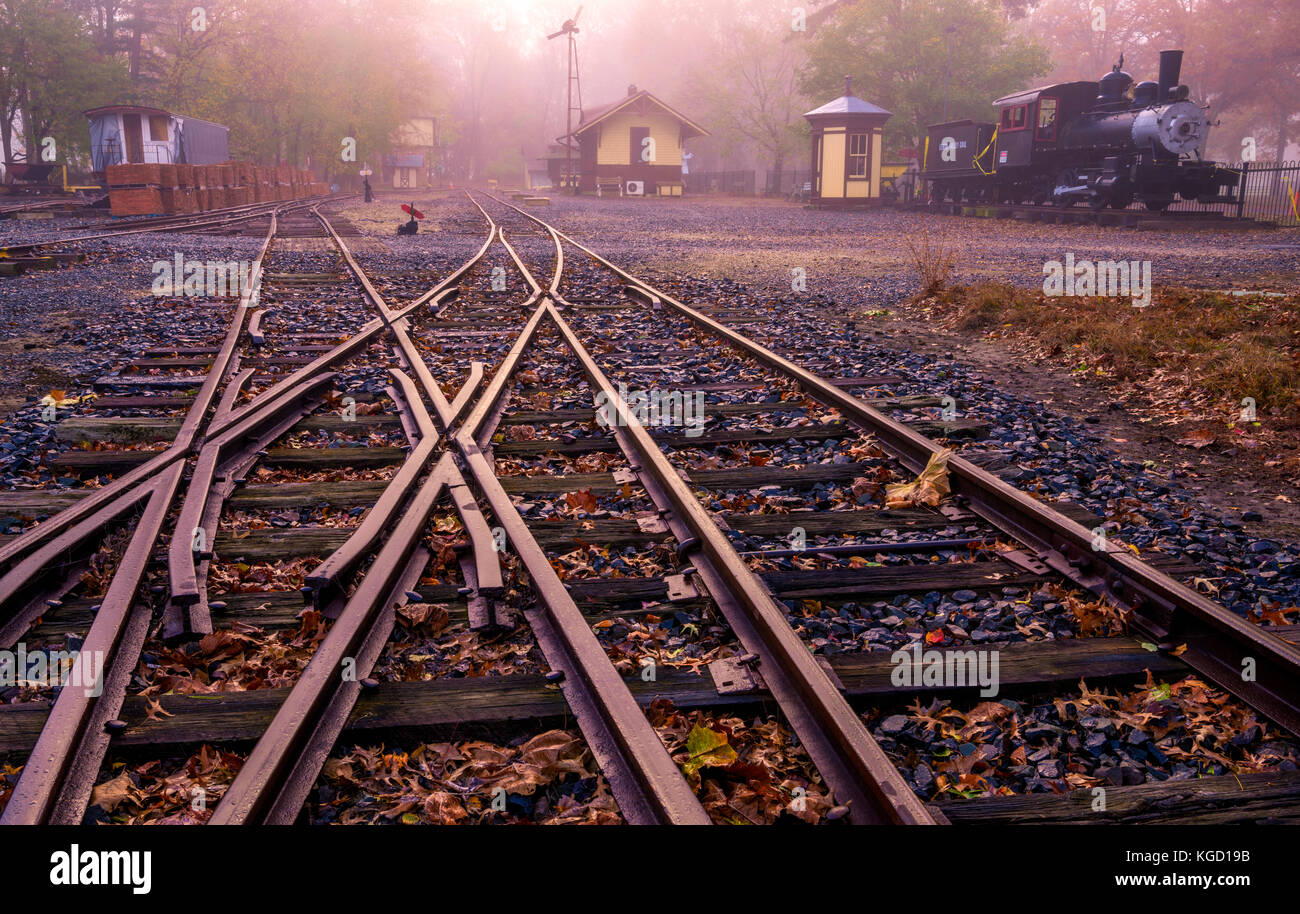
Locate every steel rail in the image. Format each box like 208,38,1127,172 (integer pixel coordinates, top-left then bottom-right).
207,197,533,818
0,195,333,255
0,461,185,824
0,482,154,647
452,426,711,824
1,372,337,820
543,298,935,825
0,198,499,824
0,208,280,573
310,212,505,608
160,367,256,638
0,206,494,581
166,375,335,624
447,361,485,426
304,369,441,609
210,452,458,824
488,192,1300,739
316,203,710,825
0,208,283,627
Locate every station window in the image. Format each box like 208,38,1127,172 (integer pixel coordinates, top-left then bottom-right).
1000,105,1028,131
148,115,169,141
1036,97,1058,140
848,132,868,178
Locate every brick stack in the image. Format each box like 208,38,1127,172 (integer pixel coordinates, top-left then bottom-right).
159,164,184,215
108,160,326,216
105,163,165,216
214,164,235,209
192,165,208,212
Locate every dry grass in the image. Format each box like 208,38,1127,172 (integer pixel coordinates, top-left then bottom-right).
928,283,1300,418
905,230,956,298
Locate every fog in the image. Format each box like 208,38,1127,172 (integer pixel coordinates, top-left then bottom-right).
1,0,1295,182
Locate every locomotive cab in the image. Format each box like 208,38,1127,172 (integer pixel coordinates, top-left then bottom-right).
992,82,1098,171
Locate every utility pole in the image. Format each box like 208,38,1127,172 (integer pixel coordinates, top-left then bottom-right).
944,26,957,122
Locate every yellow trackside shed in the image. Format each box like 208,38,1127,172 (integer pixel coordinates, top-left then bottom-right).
803,77,892,206
565,86,708,195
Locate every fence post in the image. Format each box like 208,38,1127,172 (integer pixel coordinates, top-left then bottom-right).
1236,161,1248,220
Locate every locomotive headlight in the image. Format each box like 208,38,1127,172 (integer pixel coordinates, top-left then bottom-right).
1132,100,1206,155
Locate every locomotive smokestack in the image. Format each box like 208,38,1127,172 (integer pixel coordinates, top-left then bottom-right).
1158,50,1183,101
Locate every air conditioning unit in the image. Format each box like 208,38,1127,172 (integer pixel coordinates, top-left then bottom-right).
624,180,645,196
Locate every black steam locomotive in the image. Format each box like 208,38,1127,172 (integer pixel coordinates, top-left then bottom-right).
921,50,1238,210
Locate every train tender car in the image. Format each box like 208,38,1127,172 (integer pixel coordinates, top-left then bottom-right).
921,50,1238,210
84,105,230,176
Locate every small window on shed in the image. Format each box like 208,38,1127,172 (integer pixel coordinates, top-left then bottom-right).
148,115,169,141
848,133,869,178
1000,105,1028,131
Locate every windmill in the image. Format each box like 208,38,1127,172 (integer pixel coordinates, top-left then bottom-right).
548,6,583,195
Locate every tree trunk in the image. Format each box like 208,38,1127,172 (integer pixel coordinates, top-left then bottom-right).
1,115,11,179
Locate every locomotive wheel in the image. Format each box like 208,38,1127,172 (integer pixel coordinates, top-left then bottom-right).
1144,199,1171,212
1110,190,1134,210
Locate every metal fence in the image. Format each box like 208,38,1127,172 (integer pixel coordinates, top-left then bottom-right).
1226,161,1299,226
1132,161,1299,226
684,169,815,197
684,170,756,196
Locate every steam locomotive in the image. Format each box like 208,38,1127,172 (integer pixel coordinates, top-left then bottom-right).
921,50,1238,210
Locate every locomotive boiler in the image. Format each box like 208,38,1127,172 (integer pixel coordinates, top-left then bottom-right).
921,50,1238,210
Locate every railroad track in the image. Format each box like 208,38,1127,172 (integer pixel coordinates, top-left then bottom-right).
0,195,343,275
0,190,1296,826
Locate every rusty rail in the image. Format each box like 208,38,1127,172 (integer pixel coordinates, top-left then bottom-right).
484,190,1300,740
317,204,711,825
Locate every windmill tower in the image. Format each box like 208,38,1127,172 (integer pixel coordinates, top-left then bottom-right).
548,6,583,195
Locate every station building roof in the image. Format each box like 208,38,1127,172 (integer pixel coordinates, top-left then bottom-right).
564,89,708,140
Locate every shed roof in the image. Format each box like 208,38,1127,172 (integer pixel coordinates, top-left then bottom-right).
83,106,230,133
803,94,892,118
84,105,172,119
564,90,708,140
804,78,891,120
